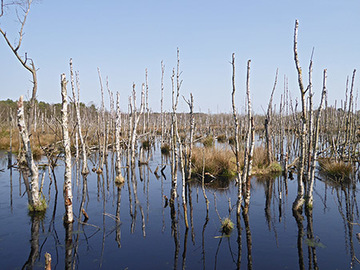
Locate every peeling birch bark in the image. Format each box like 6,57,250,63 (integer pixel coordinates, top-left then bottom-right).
17,95,41,210
61,74,74,223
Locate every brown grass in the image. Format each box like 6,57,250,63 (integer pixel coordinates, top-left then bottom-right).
202,136,214,148
318,158,353,181
191,147,237,180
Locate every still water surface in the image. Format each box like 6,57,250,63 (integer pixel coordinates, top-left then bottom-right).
0,149,359,269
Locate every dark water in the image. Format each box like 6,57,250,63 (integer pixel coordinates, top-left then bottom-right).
0,149,359,269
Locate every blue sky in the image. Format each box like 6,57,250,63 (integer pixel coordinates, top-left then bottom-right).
0,0,359,113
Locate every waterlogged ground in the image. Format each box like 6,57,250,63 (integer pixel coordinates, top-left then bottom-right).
0,149,360,269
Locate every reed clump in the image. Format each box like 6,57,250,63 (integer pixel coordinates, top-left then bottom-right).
141,139,151,150
220,217,234,235
251,146,282,175
202,136,214,148
192,147,236,180
318,158,353,181
161,143,170,156
216,134,227,143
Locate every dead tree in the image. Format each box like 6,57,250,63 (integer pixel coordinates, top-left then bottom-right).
69,59,89,175
243,60,254,212
293,20,306,211
115,92,125,184
129,83,145,167
307,69,327,207
161,61,165,145
265,69,278,165
184,93,194,180
97,68,107,173
0,0,38,129
17,95,43,211
231,53,243,216
61,74,74,223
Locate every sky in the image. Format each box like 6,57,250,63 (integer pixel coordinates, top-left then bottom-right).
0,0,359,114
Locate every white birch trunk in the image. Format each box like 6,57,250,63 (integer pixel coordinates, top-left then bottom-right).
61,74,74,223
70,59,89,175
307,69,327,207
115,92,124,184
293,20,306,211
17,95,41,210
231,54,243,216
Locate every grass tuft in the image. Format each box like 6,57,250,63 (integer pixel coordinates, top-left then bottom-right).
202,136,214,148
161,143,170,156
220,217,234,235
216,134,227,143
28,197,47,213
318,158,353,181
142,139,151,150
192,147,236,180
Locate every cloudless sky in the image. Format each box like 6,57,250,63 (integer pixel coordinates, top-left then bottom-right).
0,0,359,113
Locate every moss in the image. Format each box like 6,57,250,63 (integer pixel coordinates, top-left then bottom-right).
28,197,47,213
220,218,234,235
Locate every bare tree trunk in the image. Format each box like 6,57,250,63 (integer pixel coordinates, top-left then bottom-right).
129,83,145,167
17,95,42,211
307,69,327,207
243,60,254,212
115,92,125,184
97,68,106,173
231,53,243,216
184,94,194,180
293,20,306,211
61,74,74,223
161,61,165,145
70,59,89,175
344,69,356,160
265,69,278,165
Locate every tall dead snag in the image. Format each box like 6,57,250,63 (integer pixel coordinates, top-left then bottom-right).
97,68,107,173
307,69,327,208
129,83,145,167
171,48,188,228
344,69,356,160
69,59,89,175
265,69,278,165
161,61,165,145
184,93,194,180
115,92,125,184
170,69,178,204
243,60,254,212
293,19,306,211
17,95,44,211
231,53,243,216
0,0,37,129
61,74,74,223
306,51,314,188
